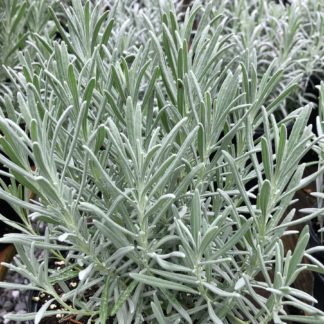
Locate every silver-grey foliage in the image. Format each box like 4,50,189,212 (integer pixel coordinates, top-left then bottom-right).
0,0,324,323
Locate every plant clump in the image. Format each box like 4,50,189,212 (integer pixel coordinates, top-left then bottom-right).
0,1,324,323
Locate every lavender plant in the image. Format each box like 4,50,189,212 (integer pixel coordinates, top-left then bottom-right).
0,1,324,323
306,82,324,241
204,0,324,116
0,0,56,112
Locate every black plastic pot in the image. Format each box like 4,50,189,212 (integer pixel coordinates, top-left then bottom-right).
0,138,36,276
0,193,22,280
0,165,20,280
0,174,22,243
308,220,324,311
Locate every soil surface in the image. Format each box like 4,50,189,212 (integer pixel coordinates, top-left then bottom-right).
0,269,29,324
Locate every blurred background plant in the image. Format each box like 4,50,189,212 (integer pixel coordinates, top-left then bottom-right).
0,0,57,110
214,0,324,117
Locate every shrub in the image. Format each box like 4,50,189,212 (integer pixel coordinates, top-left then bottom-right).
1,1,324,323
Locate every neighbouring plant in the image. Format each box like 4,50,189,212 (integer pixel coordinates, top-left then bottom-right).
208,0,324,116
1,1,324,323
306,82,324,242
0,0,57,115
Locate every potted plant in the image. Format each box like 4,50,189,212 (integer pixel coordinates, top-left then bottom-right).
1,1,324,323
